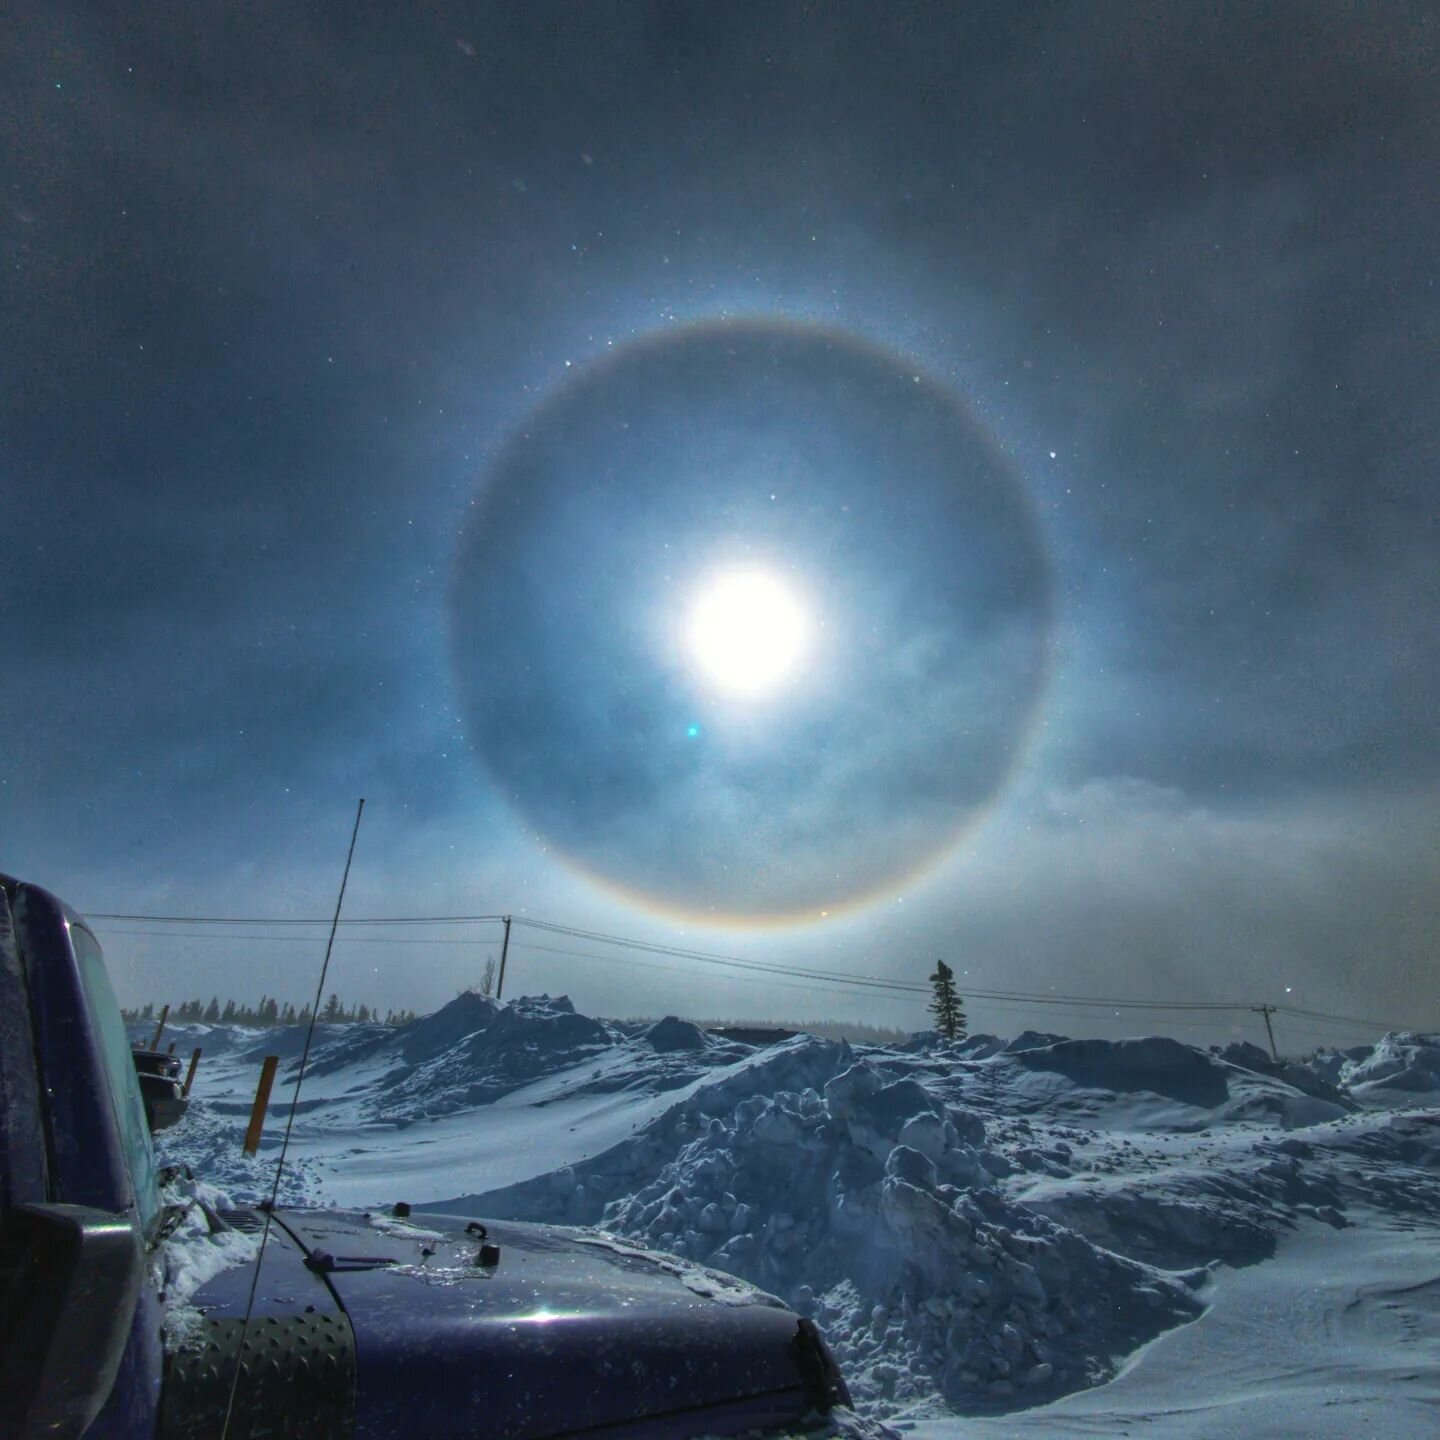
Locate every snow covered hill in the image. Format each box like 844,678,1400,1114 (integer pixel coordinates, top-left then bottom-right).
142,998,1440,1435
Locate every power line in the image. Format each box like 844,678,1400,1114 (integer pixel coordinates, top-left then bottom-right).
88,911,506,927
89,906,1412,1035
511,943,1278,1029
107,924,1352,1029
95,928,498,947
509,940,923,1004
513,917,1258,1013
1275,1003,1409,1032
514,919,928,996
109,919,1250,1014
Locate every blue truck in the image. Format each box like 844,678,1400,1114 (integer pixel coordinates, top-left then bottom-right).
0,875,850,1439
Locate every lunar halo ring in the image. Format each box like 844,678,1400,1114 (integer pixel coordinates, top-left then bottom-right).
450,316,1055,927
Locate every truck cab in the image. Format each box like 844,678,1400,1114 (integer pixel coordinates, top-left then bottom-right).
0,876,849,1439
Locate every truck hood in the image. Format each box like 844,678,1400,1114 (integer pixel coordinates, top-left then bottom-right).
264,1207,827,1440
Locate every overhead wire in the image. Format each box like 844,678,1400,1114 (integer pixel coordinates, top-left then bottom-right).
507,940,923,1004
95,927,500,947
88,911,506,927
510,943,1269,1030
91,906,1413,1034
513,917,1259,1012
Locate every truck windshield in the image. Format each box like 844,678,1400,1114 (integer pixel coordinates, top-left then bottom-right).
71,924,161,1239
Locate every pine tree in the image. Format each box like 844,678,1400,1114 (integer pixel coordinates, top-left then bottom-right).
928,960,967,1040
203,997,221,1023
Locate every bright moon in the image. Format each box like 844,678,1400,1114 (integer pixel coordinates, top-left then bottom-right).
685,569,810,698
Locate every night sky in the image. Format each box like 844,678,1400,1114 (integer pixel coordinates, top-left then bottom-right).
4,3,1436,1046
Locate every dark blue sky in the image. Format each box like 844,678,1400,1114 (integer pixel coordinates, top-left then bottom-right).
3,3,1436,1044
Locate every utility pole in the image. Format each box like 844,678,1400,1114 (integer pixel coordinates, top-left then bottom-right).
1252,1004,1279,1064
496,915,512,1000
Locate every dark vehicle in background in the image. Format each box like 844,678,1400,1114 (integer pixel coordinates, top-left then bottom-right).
129,1051,188,1133
0,875,849,1439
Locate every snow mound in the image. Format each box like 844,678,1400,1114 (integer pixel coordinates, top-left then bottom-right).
156,1170,261,1348
400,990,504,1063
643,1015,710,1052
148,995,1440,1428
155,1102,325,1205
902,1032,1007,1059
986,1034,1352,1131
125,1021,263,1058
600,1060,1200,1414
441,1045,1200,1415
1004,1031,1069,1054
1338,1032,1440,1104
371,994,614,1120
1214,1041,1357,1110
1011,1036,1231,1107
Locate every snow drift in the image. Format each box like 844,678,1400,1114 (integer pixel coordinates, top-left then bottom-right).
141,999,1440,1423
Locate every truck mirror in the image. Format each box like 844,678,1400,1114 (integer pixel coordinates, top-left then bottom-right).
0,1203,144,1440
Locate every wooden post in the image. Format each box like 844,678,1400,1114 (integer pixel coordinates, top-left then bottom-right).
183,1048,202,1097
496,915,512,999
166,1042,176,1055
1252,1004,1280,1064
148,1003,170,1051
243,1055,280,1156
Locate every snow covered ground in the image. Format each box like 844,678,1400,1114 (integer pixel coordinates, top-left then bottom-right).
142,998,1440,1435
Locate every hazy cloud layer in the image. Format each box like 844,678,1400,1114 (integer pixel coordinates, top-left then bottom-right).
3,3,1435,1041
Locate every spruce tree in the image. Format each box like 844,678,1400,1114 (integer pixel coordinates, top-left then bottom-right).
928,960,967,1040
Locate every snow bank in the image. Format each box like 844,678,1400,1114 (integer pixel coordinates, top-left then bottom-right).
1214,1041,1358,1113
1336,1032,1440,1104
374,994,620,1119
156,1170,261,1347
154,1100,325,1205
365,992,746,1124
145,994,1440,1427
643,1015,711,1052
126,1020,263,1056
1010,1036,1231,1108
440,1040,1202,1415
603,1059,1202,1414
978,1034,1354,1131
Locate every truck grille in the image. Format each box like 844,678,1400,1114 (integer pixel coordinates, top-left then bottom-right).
159,1312,355,1440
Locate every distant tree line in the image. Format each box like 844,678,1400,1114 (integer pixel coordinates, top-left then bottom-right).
121,995,418,1028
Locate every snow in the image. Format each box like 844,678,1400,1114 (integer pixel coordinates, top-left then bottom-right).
153,1169,261,1347
141,1001,1440,1433
1337,1031,1440,1104
157,1174,259,1308
922,1222,1440,1439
